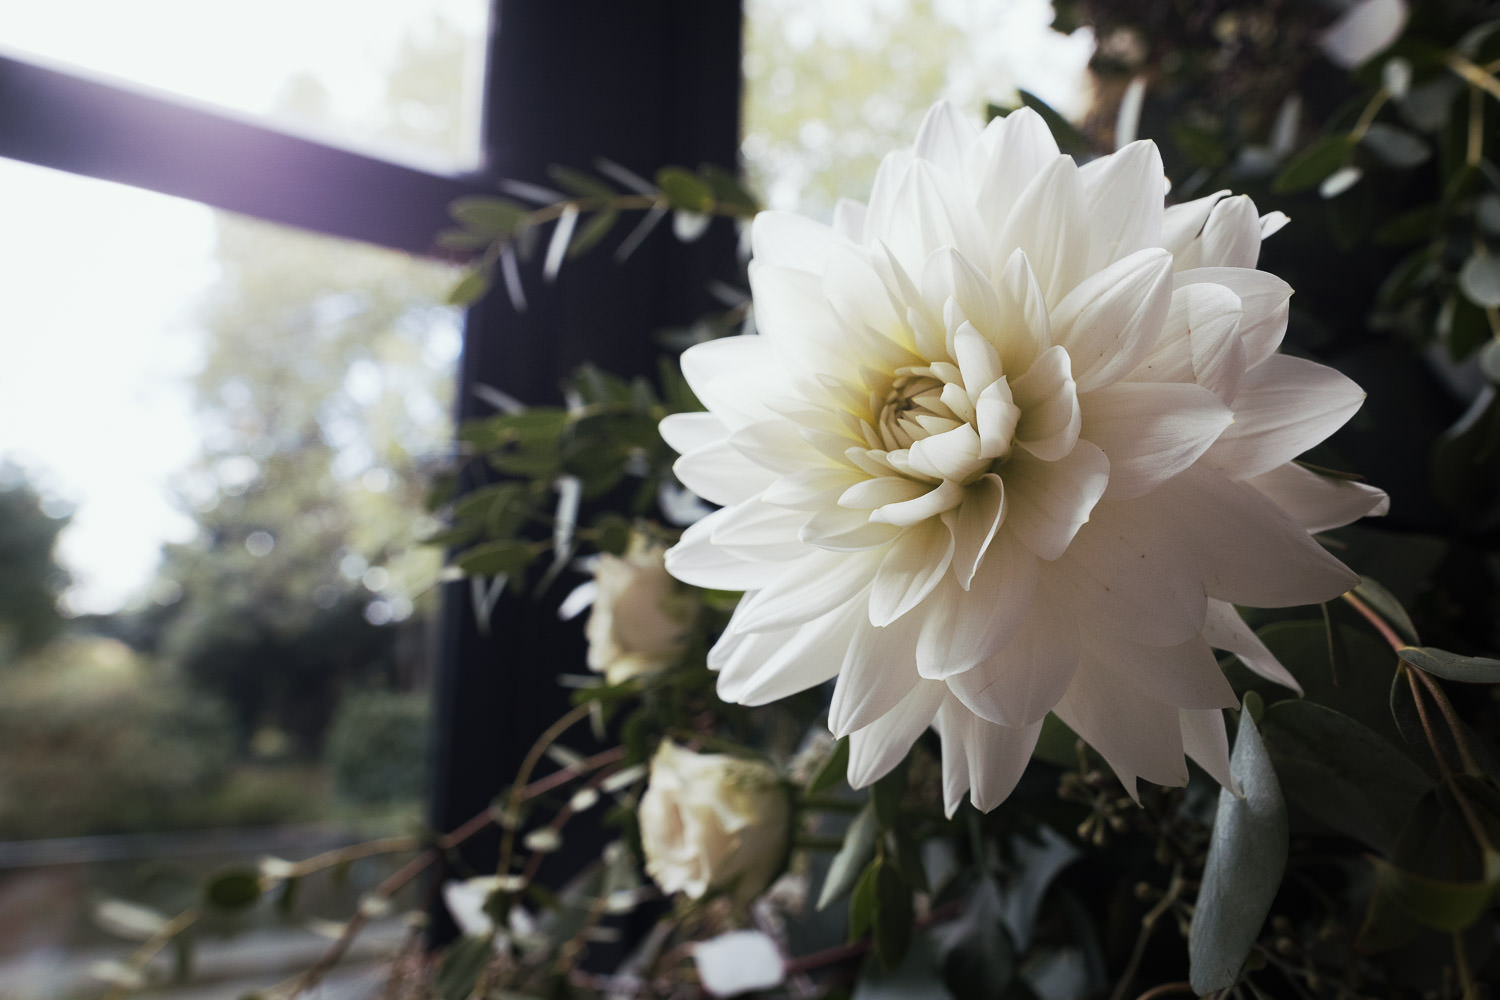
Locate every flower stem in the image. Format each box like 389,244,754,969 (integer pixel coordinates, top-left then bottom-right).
1341,591,1403,652
1110,864,1184,1000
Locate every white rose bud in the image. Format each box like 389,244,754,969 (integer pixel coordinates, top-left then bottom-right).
585,534,697,685
639,742,790,905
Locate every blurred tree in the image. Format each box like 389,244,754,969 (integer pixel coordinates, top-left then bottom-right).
0,466,71,659
141,17,468,756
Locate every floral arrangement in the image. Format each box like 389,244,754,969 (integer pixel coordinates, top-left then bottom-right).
92,3,1500,998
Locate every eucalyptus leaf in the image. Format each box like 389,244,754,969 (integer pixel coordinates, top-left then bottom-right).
1273,135,1356,193
449,196,530,237
1368,854,1500,932
872,860,914,971
1261,700,1432,854
567,209,618,258
204,868,263,913
447,267,492,307
1459,254,1500,308
655,167,714,213
1188,706,1287,995
1397,645,1500,683
1359,123,1431,168
818,803,879,911
546,164,615,200
435,934,495,1000
456,539,535,579
1354,576,1420,644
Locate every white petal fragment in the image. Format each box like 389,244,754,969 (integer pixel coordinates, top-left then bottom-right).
1247,463,1390,534
1010,345,1081,462
1207,355,1367,480
869,518,955,626
1052,248,1174,392
1003,441,1111,561
1201,599,1303,693
847,681,946,787
1081,382,1233,499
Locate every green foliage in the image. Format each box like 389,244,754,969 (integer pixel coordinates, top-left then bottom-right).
0,466,70,656
324,691,431,807
0,637,235,838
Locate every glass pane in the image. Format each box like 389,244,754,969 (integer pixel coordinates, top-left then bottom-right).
743,0,1095,217
0,156,461,987
0,0,489,170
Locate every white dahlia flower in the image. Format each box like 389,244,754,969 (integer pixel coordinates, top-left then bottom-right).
659,102,1387,814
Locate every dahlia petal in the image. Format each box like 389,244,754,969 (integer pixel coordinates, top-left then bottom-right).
863,149,914,251
1010,345,1081,461
1247,463,1390,533
916,538,1039,680
963,715,1044,812
951,321,1004,395
800,506,902,551
1081,382,1232,499
973,380,1022,460
1090,633,1237,710
869,518,955,626
730,420,818,475
1056,500,1206,646
972,108,1061,236
750,210,844,275
1052,247,1174,392
994,248,1051,374
1183,283,1248,403
659,411,730,456
824,244,908,348
995,156,1090,305
943,473,1006,588
912,100,981,174
732,550,882,635
828,612,924,736
1003,440,1111,561
1180,708,1235,791
832,197,868,242
678,336,779,428
946,570,1075,725
1161,190,1228,265
762,465,863,509
1202,599,1302,693
1159,468,1359,606
922,248,1006,353
839,476,929,510
905,423,988,483
673,445,777,507
1206,355,1366,480
1175,267,1291,368
935,702,973,817
707,498,810,560
714,597,862,704
846,680,946,787
869,477,965,528
1055,655,1189,796
666,510,787,591
882,159,987,279
1079,139,1165,271
749,262,851,379
1196,194,1262,269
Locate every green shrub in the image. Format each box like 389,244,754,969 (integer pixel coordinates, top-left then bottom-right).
323,691,430,807
0,636,236,838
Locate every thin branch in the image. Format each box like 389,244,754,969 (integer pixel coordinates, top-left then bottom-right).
1341,592,1403,652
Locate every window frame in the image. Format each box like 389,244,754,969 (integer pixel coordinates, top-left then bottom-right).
0,0,743,946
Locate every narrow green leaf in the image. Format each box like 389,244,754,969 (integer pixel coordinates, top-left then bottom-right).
1397,646,1500,684
872,861,914,971
1261,700,1432,854
449,196,530,237
204,868,263,913
1189,704,1288,995
818,803,879,911
849,860,880,941
455,539,534,579
546,164,615,200
871,760,907,829
1272,134,1356,193
1458,254,1500,308
435,934,495,1000
699,164,761,213
447,267,491,306
567,209,618,258
1354,576,1420,644
806,738,851,796
1368,854,1500,931
655,167,714,212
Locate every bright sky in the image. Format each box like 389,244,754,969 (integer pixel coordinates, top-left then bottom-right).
0,0,1091,616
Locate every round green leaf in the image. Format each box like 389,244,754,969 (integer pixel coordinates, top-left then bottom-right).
1273,134,1357,193
655,167,713,213
1189,705,1288,995
1359,123,1430,168
204,868,263,912
449,196,530,237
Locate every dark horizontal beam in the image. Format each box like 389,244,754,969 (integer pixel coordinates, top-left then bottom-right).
0,54,490,257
